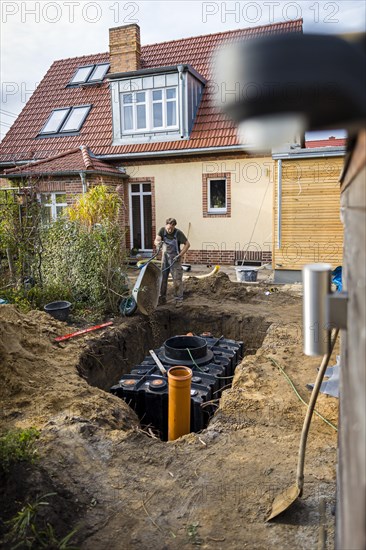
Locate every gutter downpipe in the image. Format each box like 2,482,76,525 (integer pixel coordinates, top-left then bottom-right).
178,65,185,138
277,159,282,249
79,171,87,194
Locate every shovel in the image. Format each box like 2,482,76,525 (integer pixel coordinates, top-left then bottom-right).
266,328,339,521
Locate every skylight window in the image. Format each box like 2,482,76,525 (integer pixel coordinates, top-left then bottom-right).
69,63,109,85
39,105,91,136
41,108,70,134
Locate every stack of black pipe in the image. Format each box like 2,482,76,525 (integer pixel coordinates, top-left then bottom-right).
110,334,244,440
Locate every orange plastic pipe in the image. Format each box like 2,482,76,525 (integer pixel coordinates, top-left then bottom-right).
168,366,192,441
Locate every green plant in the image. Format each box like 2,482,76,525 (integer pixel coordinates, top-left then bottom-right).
0,184,128,316
0,428,40,473
187,522,203,546
5,493,55,545
0,186,43,286
0,287,32,312
40,217,127,314
68,184,120,230
32,522,79,549
5,493,79,549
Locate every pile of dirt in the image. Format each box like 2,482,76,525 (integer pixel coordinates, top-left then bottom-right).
0,305,137,430
0,276,339,549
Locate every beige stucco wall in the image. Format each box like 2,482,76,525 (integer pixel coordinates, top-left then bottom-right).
126,156,274,254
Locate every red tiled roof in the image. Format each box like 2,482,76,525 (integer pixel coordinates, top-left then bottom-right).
2,146,123,176
305,138,347,148
0,20,303,162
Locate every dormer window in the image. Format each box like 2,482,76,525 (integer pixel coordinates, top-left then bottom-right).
121,87,178,134
69,63,109,85
110,65,205,145
38,105,91,137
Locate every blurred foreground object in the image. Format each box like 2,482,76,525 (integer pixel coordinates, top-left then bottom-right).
214,33,366,149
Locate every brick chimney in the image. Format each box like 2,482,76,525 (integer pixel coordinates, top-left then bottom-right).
109,24,141,74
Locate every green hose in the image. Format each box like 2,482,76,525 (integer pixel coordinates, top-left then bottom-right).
269,356,338,431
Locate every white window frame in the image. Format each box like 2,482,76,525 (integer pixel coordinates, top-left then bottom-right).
39,105,91,135
151,87,178,130
207,178,227,213
39,192,67,223
123,91,148,132
120,87,178,134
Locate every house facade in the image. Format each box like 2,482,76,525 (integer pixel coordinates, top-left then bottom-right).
0,21,305,264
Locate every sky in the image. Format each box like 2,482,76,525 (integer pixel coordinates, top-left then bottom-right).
1,0,365,142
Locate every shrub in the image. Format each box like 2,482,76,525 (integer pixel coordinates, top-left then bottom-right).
40,220,127,314
0,428,40,473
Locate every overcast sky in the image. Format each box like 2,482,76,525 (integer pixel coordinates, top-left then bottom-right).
1,0,365,141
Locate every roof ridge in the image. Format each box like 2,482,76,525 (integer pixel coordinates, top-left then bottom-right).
141,18,303,49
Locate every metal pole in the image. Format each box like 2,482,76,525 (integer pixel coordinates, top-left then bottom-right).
303,263,332,356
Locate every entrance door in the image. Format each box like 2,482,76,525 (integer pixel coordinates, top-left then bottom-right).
129,182,153,251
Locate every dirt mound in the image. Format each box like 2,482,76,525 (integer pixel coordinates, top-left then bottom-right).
0,305,137,431
185,271,254,300
184,272,300,307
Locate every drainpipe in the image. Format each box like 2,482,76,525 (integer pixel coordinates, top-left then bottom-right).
79,171,87,194
177,65,185,138
277,159,282,249
168,366,192,440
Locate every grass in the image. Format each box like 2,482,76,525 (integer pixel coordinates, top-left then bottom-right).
0,428,40,473
187,522,203,546
4,493,79,549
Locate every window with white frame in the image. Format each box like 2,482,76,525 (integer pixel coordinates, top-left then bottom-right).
40,192,67,224
208,178,227,213
120,87,178,134
122,91,147,131
111,69,205,145
69,63,109,85
39,105,91,136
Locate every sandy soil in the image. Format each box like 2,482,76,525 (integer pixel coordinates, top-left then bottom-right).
0,272,339,549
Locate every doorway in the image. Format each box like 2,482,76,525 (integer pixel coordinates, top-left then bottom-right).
129,182,153,251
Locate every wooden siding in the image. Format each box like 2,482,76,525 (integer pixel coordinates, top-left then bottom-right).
273,157,344,270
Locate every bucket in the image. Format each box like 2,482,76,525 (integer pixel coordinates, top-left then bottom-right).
235,267,258,282
44,301,71,321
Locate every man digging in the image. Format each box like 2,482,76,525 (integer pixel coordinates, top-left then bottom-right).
155,218,190,308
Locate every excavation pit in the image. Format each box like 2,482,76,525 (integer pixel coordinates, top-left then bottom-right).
77,307,271,439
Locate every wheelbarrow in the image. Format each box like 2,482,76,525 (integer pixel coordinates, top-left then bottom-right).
132,261,162,315
119,247,163,317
